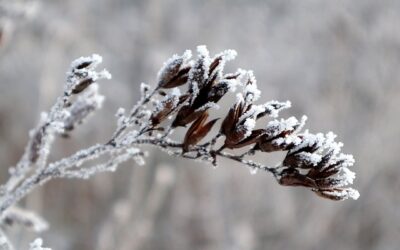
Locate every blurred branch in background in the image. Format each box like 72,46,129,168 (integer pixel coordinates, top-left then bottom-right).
97,164,176,250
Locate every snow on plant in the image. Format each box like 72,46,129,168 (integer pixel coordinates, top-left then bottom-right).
29,238,51,250
0,46,359,247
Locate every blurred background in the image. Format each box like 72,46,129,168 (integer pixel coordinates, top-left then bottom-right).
1,0,399,249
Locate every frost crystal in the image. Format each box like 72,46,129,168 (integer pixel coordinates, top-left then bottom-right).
29,238,51,250
263,100,291,118
243,71,261,102
65,54,111,96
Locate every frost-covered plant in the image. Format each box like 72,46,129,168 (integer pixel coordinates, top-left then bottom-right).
0,46,359,247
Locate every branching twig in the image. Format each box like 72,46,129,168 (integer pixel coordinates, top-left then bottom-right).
0,46,359,248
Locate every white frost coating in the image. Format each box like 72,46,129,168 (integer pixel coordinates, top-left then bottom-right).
60,148,143,179
243,71,261,102
242,117,257,138
170,87,181,97
155,88,181,113
289,131,325,153
238,104,265,124
265,116,299,138
197,45,209,58
322,131,343,155
294,115,308,133
297,152,322,166
97,69,112,80
29,238,51,250
338,167,356,186
182,50,192,61
157,49,191,83
347,188,360,200
190,81,200,102
263,100,291,118
39,112,48,124
69,54,102,70
209,49,238,79
195,102,220,112
320,188,360,200
273,134,302,146
275,116,298,131
140,82,150,95
62,84,105,132
245,82,261,101
235,93,245,104
116,107,126,117
191,45,211,84
224,78,240,92
65,54,111,95
157,54,180,79
222,49,237,61
337,153,355,168
250,167,258,175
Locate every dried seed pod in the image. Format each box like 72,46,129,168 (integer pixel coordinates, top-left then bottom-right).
313,188,359,201
208,49,237,79
157,50,192,89
278,169,317,188
207,81,230,103
183,112,218,152
151,94,189,126
256,116,304,152
208,56,222,77
283,140,321,168
275,131,357,200
66,54,111,96
188,46,211,96
158,57,183,88
230,129,265,149
71,78,94,94
220,96,265,149
63,85,105,133
171,105,205,128
74,61,93,70
224,72,241,80
161,66,191,89
220,101,246,148
221,102,242,137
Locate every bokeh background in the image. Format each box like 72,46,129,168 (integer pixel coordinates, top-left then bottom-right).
1,0,400,249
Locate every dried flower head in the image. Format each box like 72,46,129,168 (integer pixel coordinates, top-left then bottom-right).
0,45,359,250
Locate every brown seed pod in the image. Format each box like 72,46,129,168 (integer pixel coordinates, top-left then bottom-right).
71,78,94,94
183,112,218,152
158,57,184,88
160,65,191,89
209,56,222,77
151,94,189,126
313,188,356,201
220,100,260,149
278,169,316,188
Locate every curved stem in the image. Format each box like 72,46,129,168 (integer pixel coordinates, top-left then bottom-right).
107,87,159,145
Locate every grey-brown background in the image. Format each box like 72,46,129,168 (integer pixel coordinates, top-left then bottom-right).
1,0,399,249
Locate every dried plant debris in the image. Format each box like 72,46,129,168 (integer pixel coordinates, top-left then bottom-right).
0,45,359,249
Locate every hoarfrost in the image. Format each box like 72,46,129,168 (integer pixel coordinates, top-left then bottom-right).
29,238,51,250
